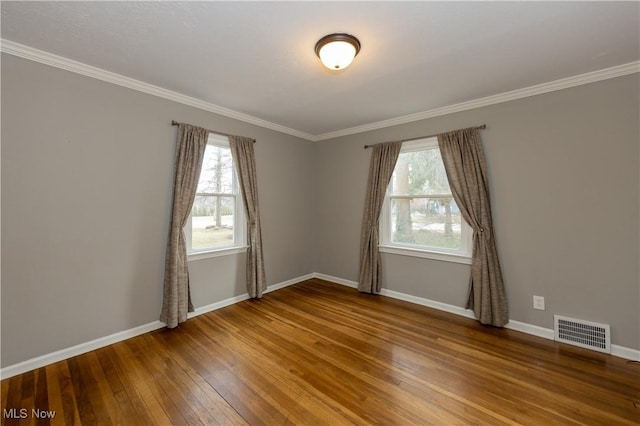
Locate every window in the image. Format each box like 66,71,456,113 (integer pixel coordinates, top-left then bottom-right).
184,134,246,259
380,137,472,264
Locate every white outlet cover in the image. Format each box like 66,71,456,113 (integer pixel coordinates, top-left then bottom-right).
533,295,545,310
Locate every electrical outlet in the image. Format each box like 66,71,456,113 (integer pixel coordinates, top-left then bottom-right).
533,295,545,311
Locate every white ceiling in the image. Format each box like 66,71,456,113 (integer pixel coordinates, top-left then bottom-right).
1,1,639,140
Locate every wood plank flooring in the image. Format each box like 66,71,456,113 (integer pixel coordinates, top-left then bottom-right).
2,278,639,425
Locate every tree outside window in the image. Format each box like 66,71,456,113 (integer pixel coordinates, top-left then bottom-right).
381,138,471,261
185,135,245,255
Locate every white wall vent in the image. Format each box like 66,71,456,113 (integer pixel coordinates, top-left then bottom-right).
554,315,611,354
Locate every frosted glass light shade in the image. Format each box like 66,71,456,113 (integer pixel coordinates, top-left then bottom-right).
319,41,356,70
315,34,361,71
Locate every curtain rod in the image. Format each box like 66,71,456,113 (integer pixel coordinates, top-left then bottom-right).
363,124,486,149
171,120,255,142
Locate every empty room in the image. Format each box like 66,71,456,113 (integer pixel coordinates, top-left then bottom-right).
1,2,639,425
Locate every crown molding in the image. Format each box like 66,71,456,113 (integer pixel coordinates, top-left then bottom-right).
313,61,640,141
0,39,315,141
2,39,638,142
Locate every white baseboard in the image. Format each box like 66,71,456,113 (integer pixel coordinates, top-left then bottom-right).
504,321,638,360
0,321,165,380
3,272,637,379
316,273,640,362
311,273,476,320
503,319,555,340
0,274,311,380
312,272,358,288
267,273,315,293
189,294,250,319
380,288,477,320
611,344,640,361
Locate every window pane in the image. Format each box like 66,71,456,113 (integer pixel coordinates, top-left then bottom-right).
389,148,450,196
197,144,234,194
191,195,235,249
391,197,462,250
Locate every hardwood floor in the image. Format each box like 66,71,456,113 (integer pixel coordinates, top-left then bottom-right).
2,278,639,425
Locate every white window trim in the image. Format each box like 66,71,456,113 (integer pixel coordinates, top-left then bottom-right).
187,245,248,262
185,133,247,260
379,137,472,264
379,245,472,265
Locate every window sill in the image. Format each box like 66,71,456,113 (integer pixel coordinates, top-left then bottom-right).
187,246,248,262
379,245,472,265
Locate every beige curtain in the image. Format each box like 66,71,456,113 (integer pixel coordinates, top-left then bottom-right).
160,124,209,328
358,141,402,293
229,136,266,298
437,127,508,327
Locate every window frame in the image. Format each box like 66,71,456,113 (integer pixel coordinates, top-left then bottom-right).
184,134,247,261
379,137,472,265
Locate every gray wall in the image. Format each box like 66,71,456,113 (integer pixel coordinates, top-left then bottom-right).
1,54,315,367
2,53,638,368
314,74,639,350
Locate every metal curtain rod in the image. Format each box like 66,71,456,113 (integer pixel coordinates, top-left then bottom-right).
171,120,255,142
363,124,486,149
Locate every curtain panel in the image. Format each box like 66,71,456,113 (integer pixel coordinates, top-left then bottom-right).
358,141,403,294
229,136,267,298
160,124,209,328
437,127,508,327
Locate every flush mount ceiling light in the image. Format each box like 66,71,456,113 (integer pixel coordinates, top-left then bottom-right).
315,33,361,71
